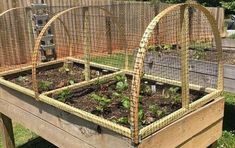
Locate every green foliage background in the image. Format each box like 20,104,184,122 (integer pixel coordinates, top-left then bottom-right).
137,0,235,15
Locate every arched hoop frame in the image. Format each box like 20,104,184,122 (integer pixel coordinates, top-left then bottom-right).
130,3,223,144
32,6,127,99
0,7,22,17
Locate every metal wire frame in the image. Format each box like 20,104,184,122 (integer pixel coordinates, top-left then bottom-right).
130,2,223,144
31,5,127,100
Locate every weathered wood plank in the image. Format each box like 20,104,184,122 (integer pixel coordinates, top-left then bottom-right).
178,120,222,148
0,113,15,148
0,98,94,148
0,84,132,148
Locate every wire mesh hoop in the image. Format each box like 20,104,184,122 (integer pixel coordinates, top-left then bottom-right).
130,2,223,144
0,7,23,17
31,5,125,100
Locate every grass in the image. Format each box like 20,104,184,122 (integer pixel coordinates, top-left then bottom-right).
91,53,134,70
228,33,235,39
218,131,235,148
0,124,37,148
217,92,235,148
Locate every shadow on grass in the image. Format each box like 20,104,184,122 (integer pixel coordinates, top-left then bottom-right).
223,104,235,132
18,137,57,148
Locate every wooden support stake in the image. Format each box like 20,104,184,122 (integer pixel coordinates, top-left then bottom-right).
82,7,91,81
105,16,112,54
118,5,128,70
26,7,35,55
0,113,15,148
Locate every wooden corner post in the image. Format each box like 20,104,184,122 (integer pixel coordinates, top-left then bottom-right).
180,5,190,109
0,113,15,148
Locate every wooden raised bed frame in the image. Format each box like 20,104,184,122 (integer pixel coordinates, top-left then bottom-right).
0,57,224,148
0,2,224,147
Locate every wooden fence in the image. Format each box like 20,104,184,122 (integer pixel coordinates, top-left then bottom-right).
2,1,235,93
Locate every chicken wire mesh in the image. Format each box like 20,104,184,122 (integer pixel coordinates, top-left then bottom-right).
130,3,223,143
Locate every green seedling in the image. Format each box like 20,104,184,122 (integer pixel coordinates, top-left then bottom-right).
59,62,72,73
162,86,181,103
140,83,152,96
120,95,143,109
117,117,129,125
68,79,75,85
193,47,206,60
89,93,111,113
57,89,72,103
115,74,126,82
121,95,130,109
116,81,128,92
16,76,28,82
38,80,53,91
138,105,144,121
149,104,165,117
163,44,173,51
115,74,128,92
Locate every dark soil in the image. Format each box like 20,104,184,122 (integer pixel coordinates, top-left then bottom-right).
51,76,206,128
9,65,108,93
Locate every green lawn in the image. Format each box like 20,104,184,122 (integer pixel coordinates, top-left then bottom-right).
217,92,235,148
0,124,37,148
91,53,134,70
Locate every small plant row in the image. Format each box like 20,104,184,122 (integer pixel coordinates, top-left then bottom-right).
55,74,183,127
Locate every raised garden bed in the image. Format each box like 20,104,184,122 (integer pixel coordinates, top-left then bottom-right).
0,59,224,147
2,59,113,93
49,74,206,128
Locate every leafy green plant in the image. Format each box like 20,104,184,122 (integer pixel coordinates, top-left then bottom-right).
193,47,206,60
89,93,111,112
59,62,71,73
68,79,75,85
147,44,173,52
117,117,129,125
140,83,152,96
138,105,144,121
115,74,126,82
57,89,73,103
149,104,166,117
115,74,128,92
121,95,130,109
38,80,53,91
16,76,28,82
116,81,128,92
162,86,181,103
